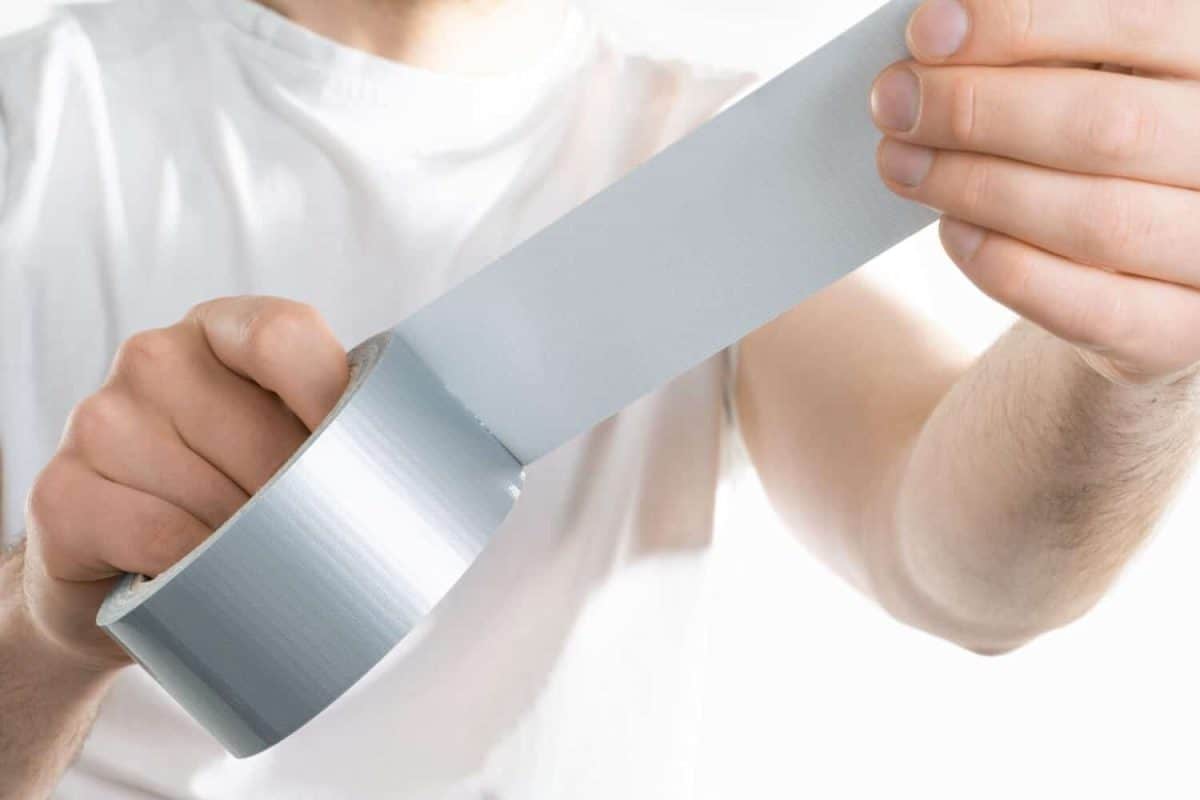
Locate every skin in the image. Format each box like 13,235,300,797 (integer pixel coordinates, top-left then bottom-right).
740,0,1200,651
255,0,569,73
3,0,1200,795
1,298,352,797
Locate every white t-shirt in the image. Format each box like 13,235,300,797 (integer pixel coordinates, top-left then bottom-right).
0,1,755,797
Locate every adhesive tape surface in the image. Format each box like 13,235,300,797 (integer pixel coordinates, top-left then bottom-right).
100,0,932,757
99,332,524,756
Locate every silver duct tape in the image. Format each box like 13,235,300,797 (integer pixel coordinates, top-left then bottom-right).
400,0,934,463
100,0,933,757
98,332,524,757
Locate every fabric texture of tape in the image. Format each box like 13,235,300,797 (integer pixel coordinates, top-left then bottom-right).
398,0,935,463
99,0,935,757
98,332,524,756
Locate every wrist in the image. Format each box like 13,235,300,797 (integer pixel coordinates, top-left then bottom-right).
1,548,125,686
0,547,120,800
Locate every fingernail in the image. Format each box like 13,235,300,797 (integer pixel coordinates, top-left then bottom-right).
908,0,970,60
940,217,986,261
871,68,921,133
878,139,935,187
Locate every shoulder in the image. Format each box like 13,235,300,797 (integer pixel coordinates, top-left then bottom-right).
0,11,92,220
0,1,203,219
0,0,187,98
0,0,213,127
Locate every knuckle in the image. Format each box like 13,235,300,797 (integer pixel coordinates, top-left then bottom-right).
65,392,128,450
185,298,215,319
26,461,69,534
241,302,322,367
947,74,980,148
187,296,239,324
114,328,180,380
24,463,80,576
184,298,222,327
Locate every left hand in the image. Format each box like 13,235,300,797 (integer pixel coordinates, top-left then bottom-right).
871,0,1200,385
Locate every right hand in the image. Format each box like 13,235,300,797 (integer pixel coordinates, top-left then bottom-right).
19,297,349,671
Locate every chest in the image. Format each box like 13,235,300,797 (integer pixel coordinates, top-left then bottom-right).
0,96,616,538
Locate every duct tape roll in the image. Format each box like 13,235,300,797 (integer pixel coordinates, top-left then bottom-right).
98,332,524,756
100,0,934,757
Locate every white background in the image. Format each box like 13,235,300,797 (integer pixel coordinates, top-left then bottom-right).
3,2,1198,798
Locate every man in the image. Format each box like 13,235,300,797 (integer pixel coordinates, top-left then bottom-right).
2,0,1199,796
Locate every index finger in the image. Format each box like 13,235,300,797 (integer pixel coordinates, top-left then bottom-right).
188,297,350,431
907,0,1200,76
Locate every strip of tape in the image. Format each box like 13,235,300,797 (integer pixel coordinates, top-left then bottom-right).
99,0,934,757
400,0,935,464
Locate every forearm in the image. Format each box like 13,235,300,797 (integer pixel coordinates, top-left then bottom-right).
875,322,1200,652
0,547,118,800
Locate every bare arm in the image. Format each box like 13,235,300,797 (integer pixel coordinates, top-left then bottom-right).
888,321,1197,651
739,275,1199,653
0,544,118,799
0,298,348,798
739,0,1200,653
